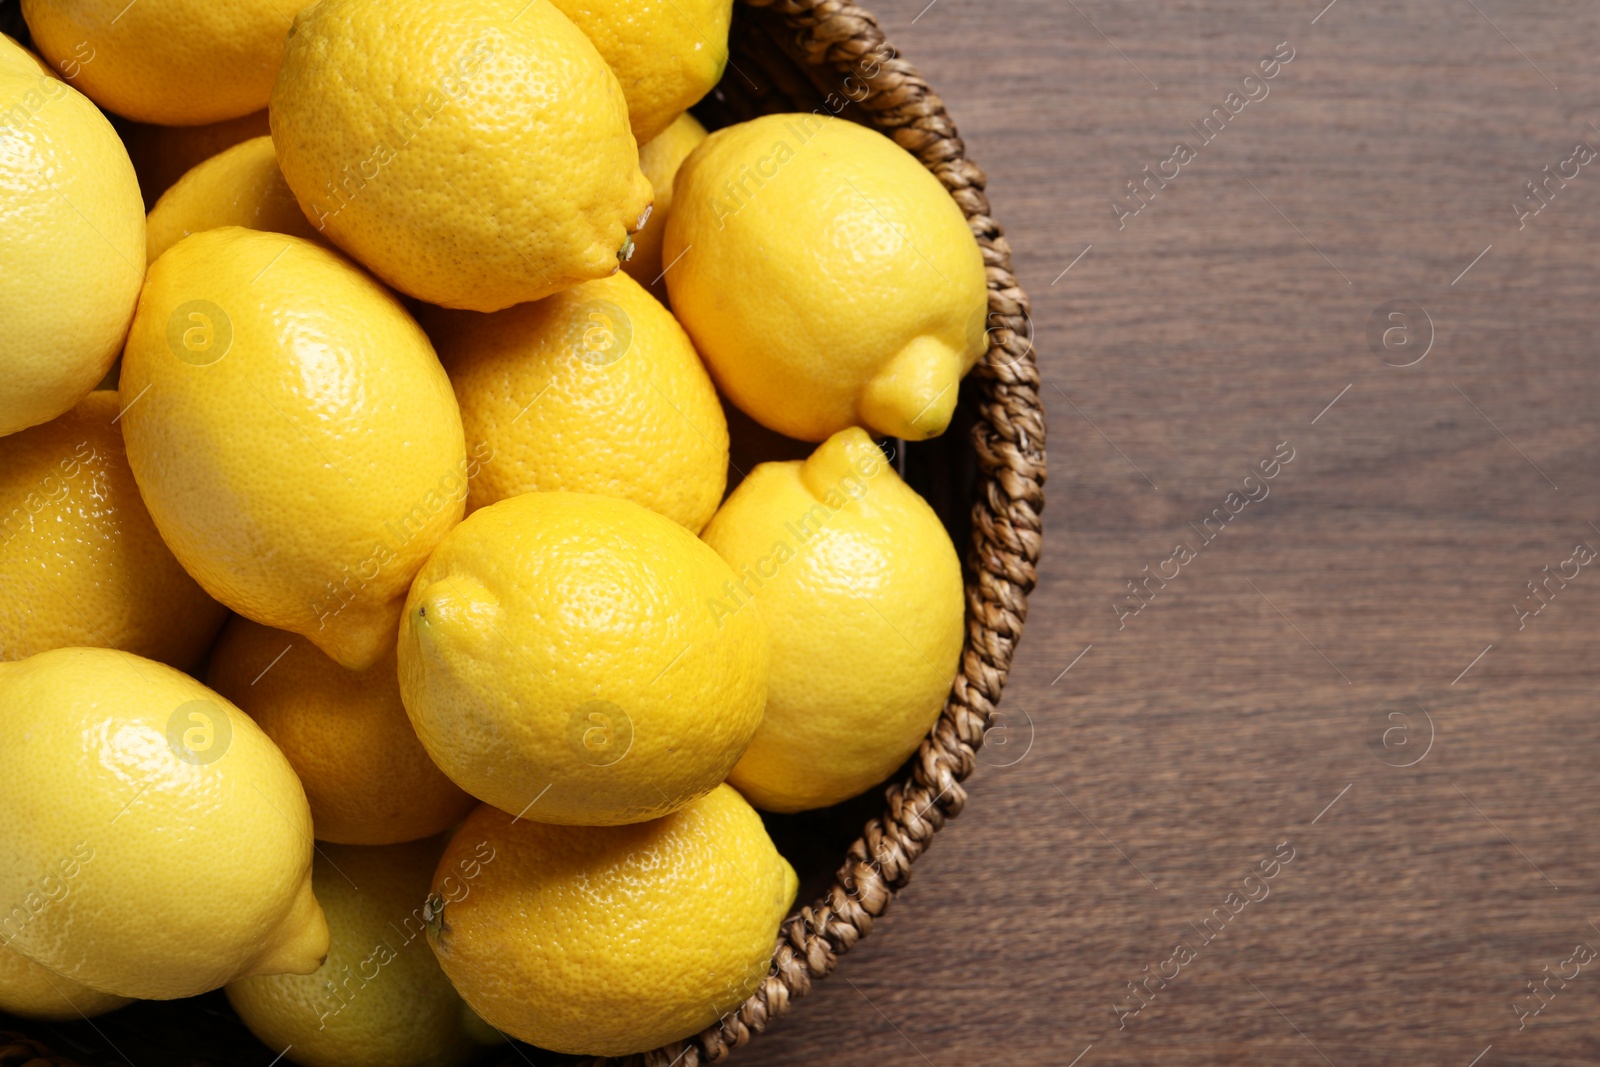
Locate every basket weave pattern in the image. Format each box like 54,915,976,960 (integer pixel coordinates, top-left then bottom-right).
0,0,1043,1062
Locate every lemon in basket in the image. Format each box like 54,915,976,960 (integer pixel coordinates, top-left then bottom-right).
21,0,299,124
701,427,965,812
119,226,466,672
621,111,710,303
547,0,731,143
0,41,144,438
0,647,327,999
228,838,497,1067
0,946,131,1021
270,0,653,312
0,34,51,76
0,392,228,669
207,617,477,846
397,491,768,826
665,113,989,442
427,786,797,1056
145,135,321,264
426,270,728,532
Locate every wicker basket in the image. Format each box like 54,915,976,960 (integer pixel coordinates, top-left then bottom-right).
0,0,1045,1062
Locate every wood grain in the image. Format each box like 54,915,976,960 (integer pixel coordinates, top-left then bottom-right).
737,2,1600,1065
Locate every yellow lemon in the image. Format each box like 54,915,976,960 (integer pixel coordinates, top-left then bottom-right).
427,271,727,532
0,392,227,668
547,0,729,143
0,33,52,77
397,491,768,826
146,135,320,264
0,946,131,1020
207,616,476,846
20,0,300,124
621,111,708,303
119,227,466,672
429,786,796,1056
228,838,495,1067
666,113,989,441
0,647,328,999
0,46,143,437
118,109,272,208
701,428,963,812
270,0,653,312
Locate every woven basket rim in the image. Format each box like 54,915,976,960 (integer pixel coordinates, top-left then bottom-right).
618,1,1048,1063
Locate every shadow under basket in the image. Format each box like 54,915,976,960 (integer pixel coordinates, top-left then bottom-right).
0,0,1046,1062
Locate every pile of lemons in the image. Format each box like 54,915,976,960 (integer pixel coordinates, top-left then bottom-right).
0,0,988,1059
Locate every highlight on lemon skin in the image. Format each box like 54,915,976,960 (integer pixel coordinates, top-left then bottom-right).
0,647,327,1000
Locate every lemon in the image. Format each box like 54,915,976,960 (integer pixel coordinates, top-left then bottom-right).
0,946,131,1020
228,838,494,1067
429,786,796,1056
0,33,52,76
621,111,708,303
20,0,298,124
666,113,989,441
701,428,963,812
427,271,728,532
270,0,653,312
397,491,768,826
0,392,228,668
547,0,729,143
118,110,272,208
0,46,144,438
207,616,476,846
0,646,328,999
119,227,466,672
146,135,320,264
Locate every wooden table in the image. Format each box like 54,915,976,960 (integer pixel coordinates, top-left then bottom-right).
744,2,1600,1065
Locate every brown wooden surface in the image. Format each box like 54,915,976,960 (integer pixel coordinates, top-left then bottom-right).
741,2,1600,1065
